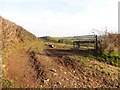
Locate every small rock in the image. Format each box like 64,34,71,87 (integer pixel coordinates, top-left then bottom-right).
74,85,77,88
64,72,67,74
73,71,75,73
40,85,43,88
53,73,58,76
63,86,66,88
60,68,62,71
64,78,69,81
67,78,69,81
50,69,56,72
46,79,50,82
57,82,61,85
43,79,50,84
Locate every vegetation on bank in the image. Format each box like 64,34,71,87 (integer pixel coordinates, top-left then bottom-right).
96,52,120,67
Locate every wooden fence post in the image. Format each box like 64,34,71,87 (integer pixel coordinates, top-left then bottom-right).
95,35,99,54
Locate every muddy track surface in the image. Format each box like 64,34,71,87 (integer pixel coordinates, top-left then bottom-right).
29,51,45,79
4,47,119,88
28,51,83,88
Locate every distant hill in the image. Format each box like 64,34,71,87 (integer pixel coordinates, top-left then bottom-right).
0,16,37,48
40,36,52,40
40,35,96,43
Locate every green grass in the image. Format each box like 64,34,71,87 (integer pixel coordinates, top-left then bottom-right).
45,42,73,49
1,79,13,87
45,41,94,50
0,66,13,87
96,52,120,67
2,39,45,61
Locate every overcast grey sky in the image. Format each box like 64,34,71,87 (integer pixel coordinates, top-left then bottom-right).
0,0,119,37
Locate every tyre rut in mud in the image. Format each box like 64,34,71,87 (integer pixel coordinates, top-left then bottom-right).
29,51,45,80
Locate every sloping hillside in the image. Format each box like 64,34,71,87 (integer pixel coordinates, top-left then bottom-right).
1,17,120,88
0,16,37,48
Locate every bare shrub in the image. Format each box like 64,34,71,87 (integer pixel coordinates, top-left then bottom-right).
93,29,119,54
100,33,119,53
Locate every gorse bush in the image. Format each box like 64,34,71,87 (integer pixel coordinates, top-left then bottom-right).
96,52,120,67
2,79,13,87
0,67,13,87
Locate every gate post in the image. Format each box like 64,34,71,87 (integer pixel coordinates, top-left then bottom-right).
95,35,98,54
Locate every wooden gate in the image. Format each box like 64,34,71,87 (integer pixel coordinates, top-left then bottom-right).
73,35,99,51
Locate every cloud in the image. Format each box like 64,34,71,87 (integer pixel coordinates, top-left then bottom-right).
0,0,119,36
